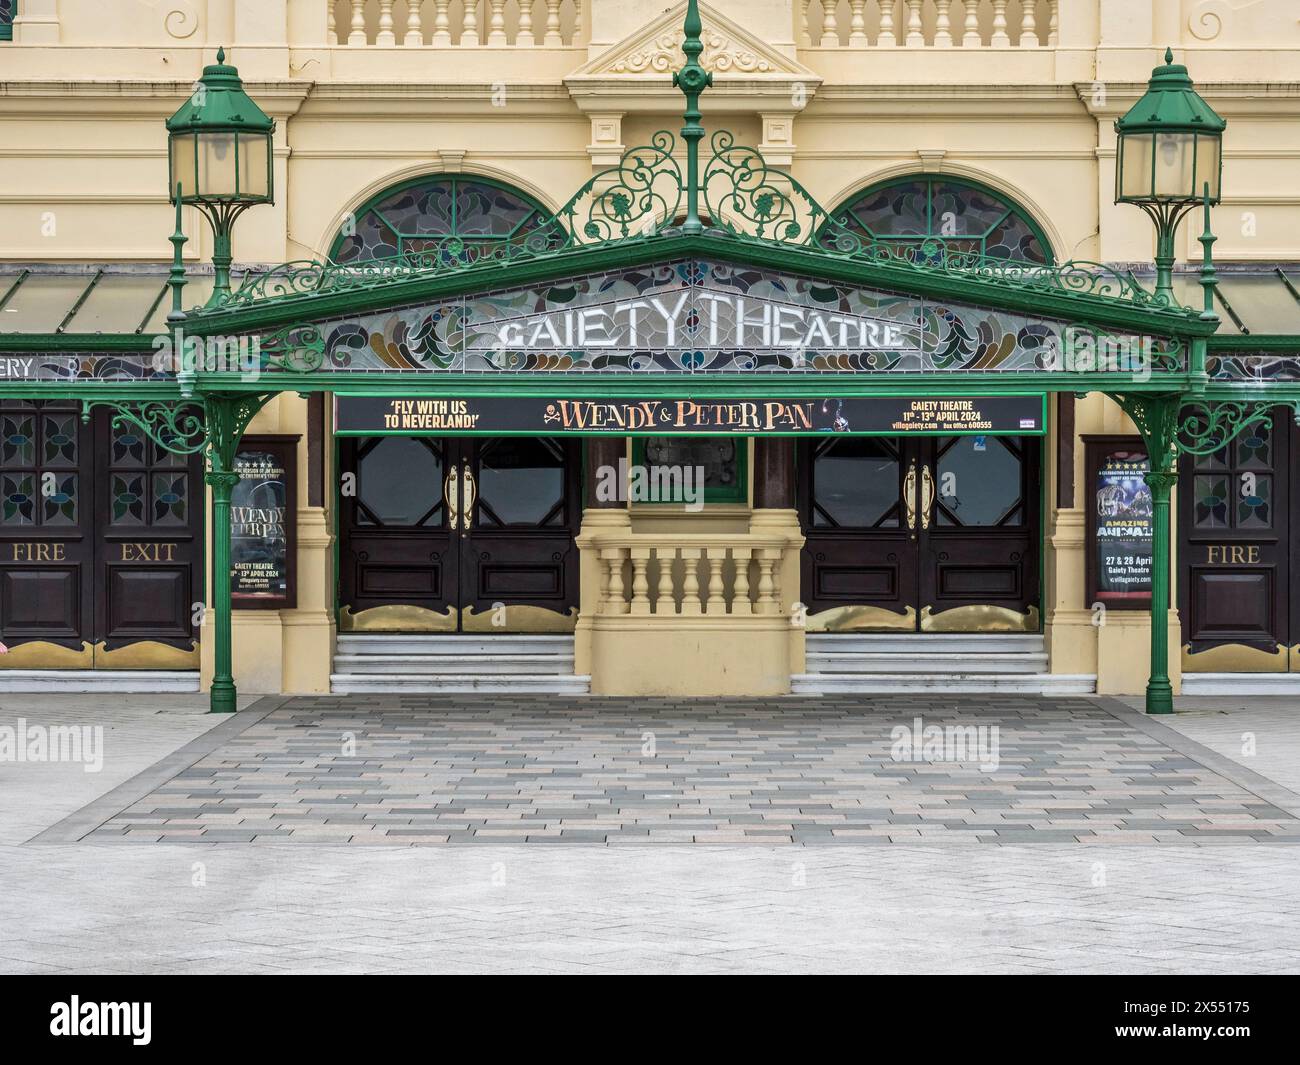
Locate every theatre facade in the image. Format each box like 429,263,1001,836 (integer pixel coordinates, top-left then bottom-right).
1,1,1299,712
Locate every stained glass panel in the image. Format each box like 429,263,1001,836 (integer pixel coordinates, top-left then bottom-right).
41,474,77,525
333,176,546,264
1237,474,1271,529
43,415,78,465
2,473,34,525
152,473,188,525
2,415,35,466
1193,474,1229,528
112,473,146,524
834,178,1050,264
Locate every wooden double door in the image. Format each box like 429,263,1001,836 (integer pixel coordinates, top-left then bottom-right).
1179,405,1300,670
798,435,1041,631
338,436,581,632
0,402,203,667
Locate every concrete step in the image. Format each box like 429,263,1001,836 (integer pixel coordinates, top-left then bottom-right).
806,633,1045,654
806,651,1048,675
0,670,200,693
790,672,1096,695
332,653,575,676
336,634,574,657
1182,673,1300,696
329,673,591,695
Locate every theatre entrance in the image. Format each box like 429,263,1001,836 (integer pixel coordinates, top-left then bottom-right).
338,436,581,633
798,435,1042,632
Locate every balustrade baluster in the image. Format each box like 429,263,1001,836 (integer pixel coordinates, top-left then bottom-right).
405,0,424,45
377,0,397,46
847,0,867,45
876,1,896,47
602,549,628,615
962,0,979,46
934,0,953,46
328,0,337,44
348,0,366,46
630,549,651,615
573,0,582,45
904,0,924,45
543,0,562,45
798,0,813,47
756,555,776,614
1048,0,1059,46
462,0,480,46
705,549,725,614
656,548,676,615
517,0,534,45
819,0,839,47
431,0,452,44
732,549,753,616
487,0,507,44
991,0,1010,47
1020,0,1039,46
680,548,703,616
768,550,784,611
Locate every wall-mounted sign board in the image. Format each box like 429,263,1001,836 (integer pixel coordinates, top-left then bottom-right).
335,393,1046,437
230,435,298,610
1084,436,1153,611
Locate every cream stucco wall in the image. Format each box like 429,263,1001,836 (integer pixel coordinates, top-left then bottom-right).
3,1,1299,693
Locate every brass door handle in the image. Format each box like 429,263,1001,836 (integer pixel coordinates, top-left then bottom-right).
445,464,460,531
920,464,935,531
462,463,477,531
903,460,917,531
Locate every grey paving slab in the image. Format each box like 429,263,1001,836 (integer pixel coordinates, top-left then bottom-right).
25,692,1300,847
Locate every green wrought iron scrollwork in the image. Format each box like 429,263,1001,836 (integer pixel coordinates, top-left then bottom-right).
214,132,684,312
1175,399,1275,456
260,324,327,373
79,399,208,456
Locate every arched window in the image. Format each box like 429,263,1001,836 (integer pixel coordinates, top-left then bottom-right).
831,176,1053,264
331,174,551,264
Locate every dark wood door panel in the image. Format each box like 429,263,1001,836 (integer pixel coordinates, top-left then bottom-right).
1,568,81,639
103,565,192,640
94,411,202,653
1179,406,1292,659
0,402,94,653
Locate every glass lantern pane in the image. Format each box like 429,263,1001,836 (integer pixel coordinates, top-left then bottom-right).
1153,132,1196,199
169,133,197,199
1119,133,1154,200
237,132,270,199
1193,134,1221,201
198,132,239,198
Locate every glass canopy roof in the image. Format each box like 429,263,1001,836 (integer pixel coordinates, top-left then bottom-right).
1,263,1297,340
0,267,216,336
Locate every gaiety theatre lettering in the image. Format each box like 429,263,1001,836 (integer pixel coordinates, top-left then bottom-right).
495,293,911,350
544,399,815,431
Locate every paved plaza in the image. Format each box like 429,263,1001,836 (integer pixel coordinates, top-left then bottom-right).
3,691,1300,973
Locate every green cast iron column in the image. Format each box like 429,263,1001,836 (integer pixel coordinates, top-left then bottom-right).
1144,466,1178,715
206,463,240,713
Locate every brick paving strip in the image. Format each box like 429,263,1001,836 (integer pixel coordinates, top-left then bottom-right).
29,694,1300,847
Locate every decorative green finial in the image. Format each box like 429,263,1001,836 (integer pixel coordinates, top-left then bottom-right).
673,0,713,235
1164,46,1174,65
1197,182,1219,322
217,46,226,64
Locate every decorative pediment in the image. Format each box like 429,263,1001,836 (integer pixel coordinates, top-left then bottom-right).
571,2,815,82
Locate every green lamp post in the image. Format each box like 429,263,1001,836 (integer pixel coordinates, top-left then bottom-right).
166,47,275,307
1115,48,1226,302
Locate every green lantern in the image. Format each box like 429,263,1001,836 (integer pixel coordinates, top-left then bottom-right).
166,48,275,306
1114,48,1226,301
